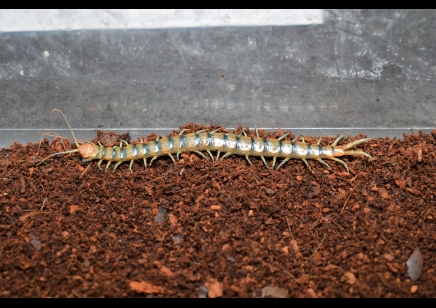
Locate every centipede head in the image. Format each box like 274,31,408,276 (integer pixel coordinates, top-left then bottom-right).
78,143,98,159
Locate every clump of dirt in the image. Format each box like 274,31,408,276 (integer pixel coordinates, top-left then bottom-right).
0,125,435,297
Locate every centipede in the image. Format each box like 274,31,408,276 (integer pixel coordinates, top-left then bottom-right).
36,109,373,172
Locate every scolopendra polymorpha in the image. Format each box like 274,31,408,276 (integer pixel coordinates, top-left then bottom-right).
36,109,373,173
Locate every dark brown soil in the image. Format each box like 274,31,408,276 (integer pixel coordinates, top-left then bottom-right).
1,124,435,297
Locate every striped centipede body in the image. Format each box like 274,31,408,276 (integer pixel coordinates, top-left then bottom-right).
37,109,373,172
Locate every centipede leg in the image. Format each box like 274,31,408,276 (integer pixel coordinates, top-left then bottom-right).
120,140,129,147
329,157,349,173
113,161,124,171
168,153,176,165
150,156,158,166
206,150,214,161
276,157,291,169
154,135,166,142
302,158,311,170
129,160,134,173
332,135,345,146
195,151,209,161
260,156,270,169
179,129,188,136
315,158,331,170
216,150,221,161
245,155,253,166
317,136,323,145
255,125,260,138
98,159,104,171
177,151,182,161
238,128,247,137
292,135,305,143
220,152,232,160
341,138,372,150
210,128,220,134
272,157,277,169
105,161,112,171
277,134,289,141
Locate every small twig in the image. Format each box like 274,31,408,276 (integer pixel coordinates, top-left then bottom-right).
341,176,366,214
37,132,70,152
286,216,294,240
80,163,92,178
302,233,326,267
21,221,30,232
284,270,300,285
194,172,210,186
40,198,48,211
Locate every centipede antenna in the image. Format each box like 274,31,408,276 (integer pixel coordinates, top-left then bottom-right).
35,148,79,166
52,109,80,148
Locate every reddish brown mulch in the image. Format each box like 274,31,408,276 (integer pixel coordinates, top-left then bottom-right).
1,124,435,298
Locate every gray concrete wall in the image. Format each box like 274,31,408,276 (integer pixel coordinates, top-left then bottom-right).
1,10,435,147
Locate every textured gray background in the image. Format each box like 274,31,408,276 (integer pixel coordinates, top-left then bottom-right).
1,10,435,147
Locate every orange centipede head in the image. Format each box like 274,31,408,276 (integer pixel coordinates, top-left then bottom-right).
78,143,98,159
